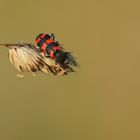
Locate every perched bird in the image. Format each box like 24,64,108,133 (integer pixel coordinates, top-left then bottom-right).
0,33,78,76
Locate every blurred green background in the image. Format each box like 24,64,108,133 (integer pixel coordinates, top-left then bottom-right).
0,0,140,140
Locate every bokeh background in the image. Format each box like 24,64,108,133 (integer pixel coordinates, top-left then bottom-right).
0,0,140,140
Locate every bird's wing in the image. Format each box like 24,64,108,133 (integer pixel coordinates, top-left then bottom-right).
0,43,66,75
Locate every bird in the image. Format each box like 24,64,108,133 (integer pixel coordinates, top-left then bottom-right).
0,33,78,77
